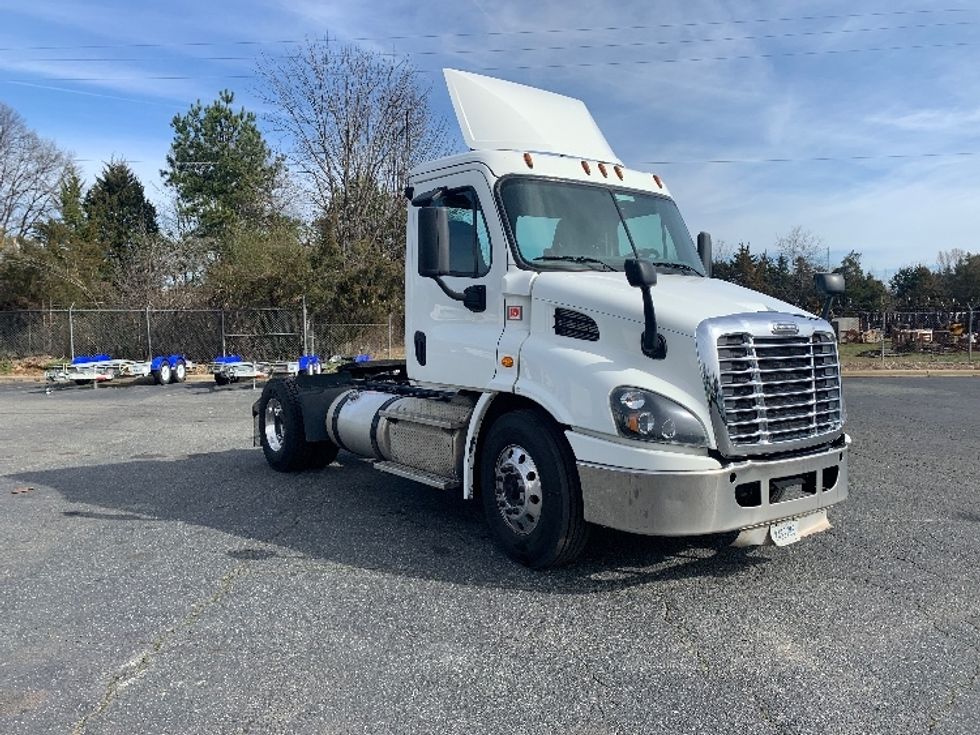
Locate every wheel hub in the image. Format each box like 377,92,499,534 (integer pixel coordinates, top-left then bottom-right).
493,444,542,536
264,398,285,452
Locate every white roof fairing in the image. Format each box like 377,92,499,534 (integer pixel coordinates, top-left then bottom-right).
443,69,621,164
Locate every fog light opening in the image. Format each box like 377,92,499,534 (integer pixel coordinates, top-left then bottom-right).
822,466,840,491
735,481,761,508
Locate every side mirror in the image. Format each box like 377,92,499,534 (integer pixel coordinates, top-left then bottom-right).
697,231,712,277
814,272,846,321
814,272,845,297
624,258,658,288
418,207,450,277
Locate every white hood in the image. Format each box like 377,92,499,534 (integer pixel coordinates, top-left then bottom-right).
531,271,812,337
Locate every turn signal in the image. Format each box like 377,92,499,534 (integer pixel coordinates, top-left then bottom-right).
501,356,515,368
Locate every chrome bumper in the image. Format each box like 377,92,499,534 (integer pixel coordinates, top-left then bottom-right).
578,441,848,536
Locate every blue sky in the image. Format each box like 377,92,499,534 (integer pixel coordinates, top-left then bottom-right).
2,0,979,278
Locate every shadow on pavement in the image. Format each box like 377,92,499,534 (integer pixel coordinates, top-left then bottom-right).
14,449,769,594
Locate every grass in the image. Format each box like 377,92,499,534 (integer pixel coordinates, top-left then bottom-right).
838,342,977,370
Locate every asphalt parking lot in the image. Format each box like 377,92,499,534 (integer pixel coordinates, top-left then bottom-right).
1,377,978,734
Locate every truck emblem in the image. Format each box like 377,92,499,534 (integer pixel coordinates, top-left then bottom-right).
771,322,799,335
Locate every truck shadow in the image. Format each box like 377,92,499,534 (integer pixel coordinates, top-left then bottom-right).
13,449,769,594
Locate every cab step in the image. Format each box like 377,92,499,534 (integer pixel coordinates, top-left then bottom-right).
373,460,460,490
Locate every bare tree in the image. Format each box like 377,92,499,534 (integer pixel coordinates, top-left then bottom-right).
257,40,452,257
775,226,824,269
0,103,71,242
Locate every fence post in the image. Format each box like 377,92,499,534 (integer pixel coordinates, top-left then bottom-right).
969,308,974,365
880,311,886,366
220,309,226,357
302,295,309,354
145,306,152,360
68,305,75,359
387,312,393,359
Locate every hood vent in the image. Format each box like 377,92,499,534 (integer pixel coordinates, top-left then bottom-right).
554,308,599,342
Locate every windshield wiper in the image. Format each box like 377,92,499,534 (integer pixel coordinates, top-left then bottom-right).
644,261,702,275
533,255,616,271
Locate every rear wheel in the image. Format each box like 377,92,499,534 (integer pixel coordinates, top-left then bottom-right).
171,360,186,383
259,378,338,472
214,373,230,386
479,410,589,568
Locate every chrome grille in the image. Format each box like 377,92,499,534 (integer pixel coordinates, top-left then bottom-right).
716,331,842,448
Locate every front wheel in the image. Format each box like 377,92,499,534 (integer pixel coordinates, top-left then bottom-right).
258,378,338,472
479,410,589,568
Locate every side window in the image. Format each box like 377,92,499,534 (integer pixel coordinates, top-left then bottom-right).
432,188,492,277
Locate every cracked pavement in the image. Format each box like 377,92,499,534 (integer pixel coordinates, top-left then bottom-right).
0,377,978,734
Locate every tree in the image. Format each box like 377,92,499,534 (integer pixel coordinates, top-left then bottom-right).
83,160,158,263
0,102,71,242
257,40,451,261
775,226,824,270
163,90,285,238
835,250,888,313
889,265,945,309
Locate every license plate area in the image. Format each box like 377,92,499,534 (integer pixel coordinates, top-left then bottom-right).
770,519,801,546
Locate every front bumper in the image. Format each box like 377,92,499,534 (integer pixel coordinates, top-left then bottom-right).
578,439,848,536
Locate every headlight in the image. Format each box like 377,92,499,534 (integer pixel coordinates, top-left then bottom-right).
610,387,708,447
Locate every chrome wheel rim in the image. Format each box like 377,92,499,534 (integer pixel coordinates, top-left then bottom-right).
494,444,542,535
160,363,171,382
264,398,285,452
175,363,185,380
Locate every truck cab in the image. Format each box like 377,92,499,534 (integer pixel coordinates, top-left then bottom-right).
254,70,849,568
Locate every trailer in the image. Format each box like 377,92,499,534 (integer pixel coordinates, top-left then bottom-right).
251,70,851,568
210,354,322,385
45,354,191,386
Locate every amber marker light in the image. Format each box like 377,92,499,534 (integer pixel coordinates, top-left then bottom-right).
501,356,515,368
523,152,534,168
652,174,664,189
598,162,608,178
581,160,591,174
614,165,624,180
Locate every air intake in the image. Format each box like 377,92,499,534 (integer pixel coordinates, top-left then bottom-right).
554,308,599,342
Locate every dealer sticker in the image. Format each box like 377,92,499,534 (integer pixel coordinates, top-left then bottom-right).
770,519,801,546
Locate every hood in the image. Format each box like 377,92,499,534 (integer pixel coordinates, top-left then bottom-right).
531,271,812,336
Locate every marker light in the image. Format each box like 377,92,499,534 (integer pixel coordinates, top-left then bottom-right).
652,174,663,189
614,165,624,180
501,355,515,368
598,162,608,178
523,152,534,169
581,160,591,175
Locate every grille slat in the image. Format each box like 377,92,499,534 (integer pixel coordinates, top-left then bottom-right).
716,331,843,448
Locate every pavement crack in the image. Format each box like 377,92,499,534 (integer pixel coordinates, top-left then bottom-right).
661,599,711,675
71,562,248,735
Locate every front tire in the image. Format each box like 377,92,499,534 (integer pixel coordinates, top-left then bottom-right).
152,361,171,385
258,378,339,472
479,410,589,568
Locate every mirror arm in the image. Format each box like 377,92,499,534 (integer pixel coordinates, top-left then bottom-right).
638,286,667,359
821,295,835,321
432,277,486,313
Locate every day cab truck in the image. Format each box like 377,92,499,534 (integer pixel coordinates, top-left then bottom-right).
253,70,850,568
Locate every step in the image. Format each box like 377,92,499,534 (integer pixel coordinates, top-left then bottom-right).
373,461,460,490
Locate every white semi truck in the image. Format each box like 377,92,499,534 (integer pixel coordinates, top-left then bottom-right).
253,70,849,568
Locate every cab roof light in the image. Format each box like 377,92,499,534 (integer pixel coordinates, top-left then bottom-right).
598,162,608,178
614,165,624,180
523,152,534,169
653,174,664,189
581,160,591,174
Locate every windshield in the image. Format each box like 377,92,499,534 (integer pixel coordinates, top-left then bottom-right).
499,177,705,275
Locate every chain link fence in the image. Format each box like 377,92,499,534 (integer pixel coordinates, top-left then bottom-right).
0,307,405,363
